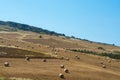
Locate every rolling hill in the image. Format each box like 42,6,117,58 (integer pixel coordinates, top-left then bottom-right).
0,21,65,36
0,20,120,80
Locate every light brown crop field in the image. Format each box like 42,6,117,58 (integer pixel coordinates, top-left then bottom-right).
0,31,120,80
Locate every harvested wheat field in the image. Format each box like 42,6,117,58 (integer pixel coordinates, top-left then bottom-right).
0,31,120,80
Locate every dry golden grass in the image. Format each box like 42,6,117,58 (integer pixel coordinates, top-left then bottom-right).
0,31,120,80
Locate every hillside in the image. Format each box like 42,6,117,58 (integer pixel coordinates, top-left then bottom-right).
0,20,117,47
0,21,65,36
0,21,120,80
0,25,17,32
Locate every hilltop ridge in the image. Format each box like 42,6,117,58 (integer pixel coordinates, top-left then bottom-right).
0,20,118,47
0,20,65,36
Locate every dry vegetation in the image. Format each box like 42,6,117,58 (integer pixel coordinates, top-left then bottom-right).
0,31,120,80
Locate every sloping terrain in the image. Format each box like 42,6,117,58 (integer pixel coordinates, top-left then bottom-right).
0,25,17,32
0,22,120,80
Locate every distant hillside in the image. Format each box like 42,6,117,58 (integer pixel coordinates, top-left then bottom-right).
0,20,117,46
0,21,65,36
0,24,17,32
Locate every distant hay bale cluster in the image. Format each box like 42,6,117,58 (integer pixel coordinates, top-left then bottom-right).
99,58,112,68
59,64,69,78
99,60,107,68
75,55,80,59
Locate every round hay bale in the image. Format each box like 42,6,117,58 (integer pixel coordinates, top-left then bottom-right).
106,57,110,60
100,61,104,64
75,55,78,57
108,60,111,63
98,57,101,60
16,46,19,47
25,57,30,61
60,56,64,60
59,73,64,78
102,64,106,68
4,62,9,67
64,68,69,73
77,57,80,59
8,44,11,46
32,47,34,49
42,59,46,62
60,64,64,68
39,45,41,47
66,58,69,61
54,52,57,55
75,55,80,59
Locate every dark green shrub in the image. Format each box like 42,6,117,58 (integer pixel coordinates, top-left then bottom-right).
98,47,105,50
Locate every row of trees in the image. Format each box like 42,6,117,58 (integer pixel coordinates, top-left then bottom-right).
69,49,120,59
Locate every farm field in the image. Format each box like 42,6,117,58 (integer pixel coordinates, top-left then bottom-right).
0,31,120,80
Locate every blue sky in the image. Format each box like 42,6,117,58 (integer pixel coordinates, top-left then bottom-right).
0,0,120,45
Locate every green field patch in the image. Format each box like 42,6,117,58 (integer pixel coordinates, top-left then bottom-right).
0,47,52,58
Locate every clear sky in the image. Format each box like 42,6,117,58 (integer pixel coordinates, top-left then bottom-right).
0,0,120,45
